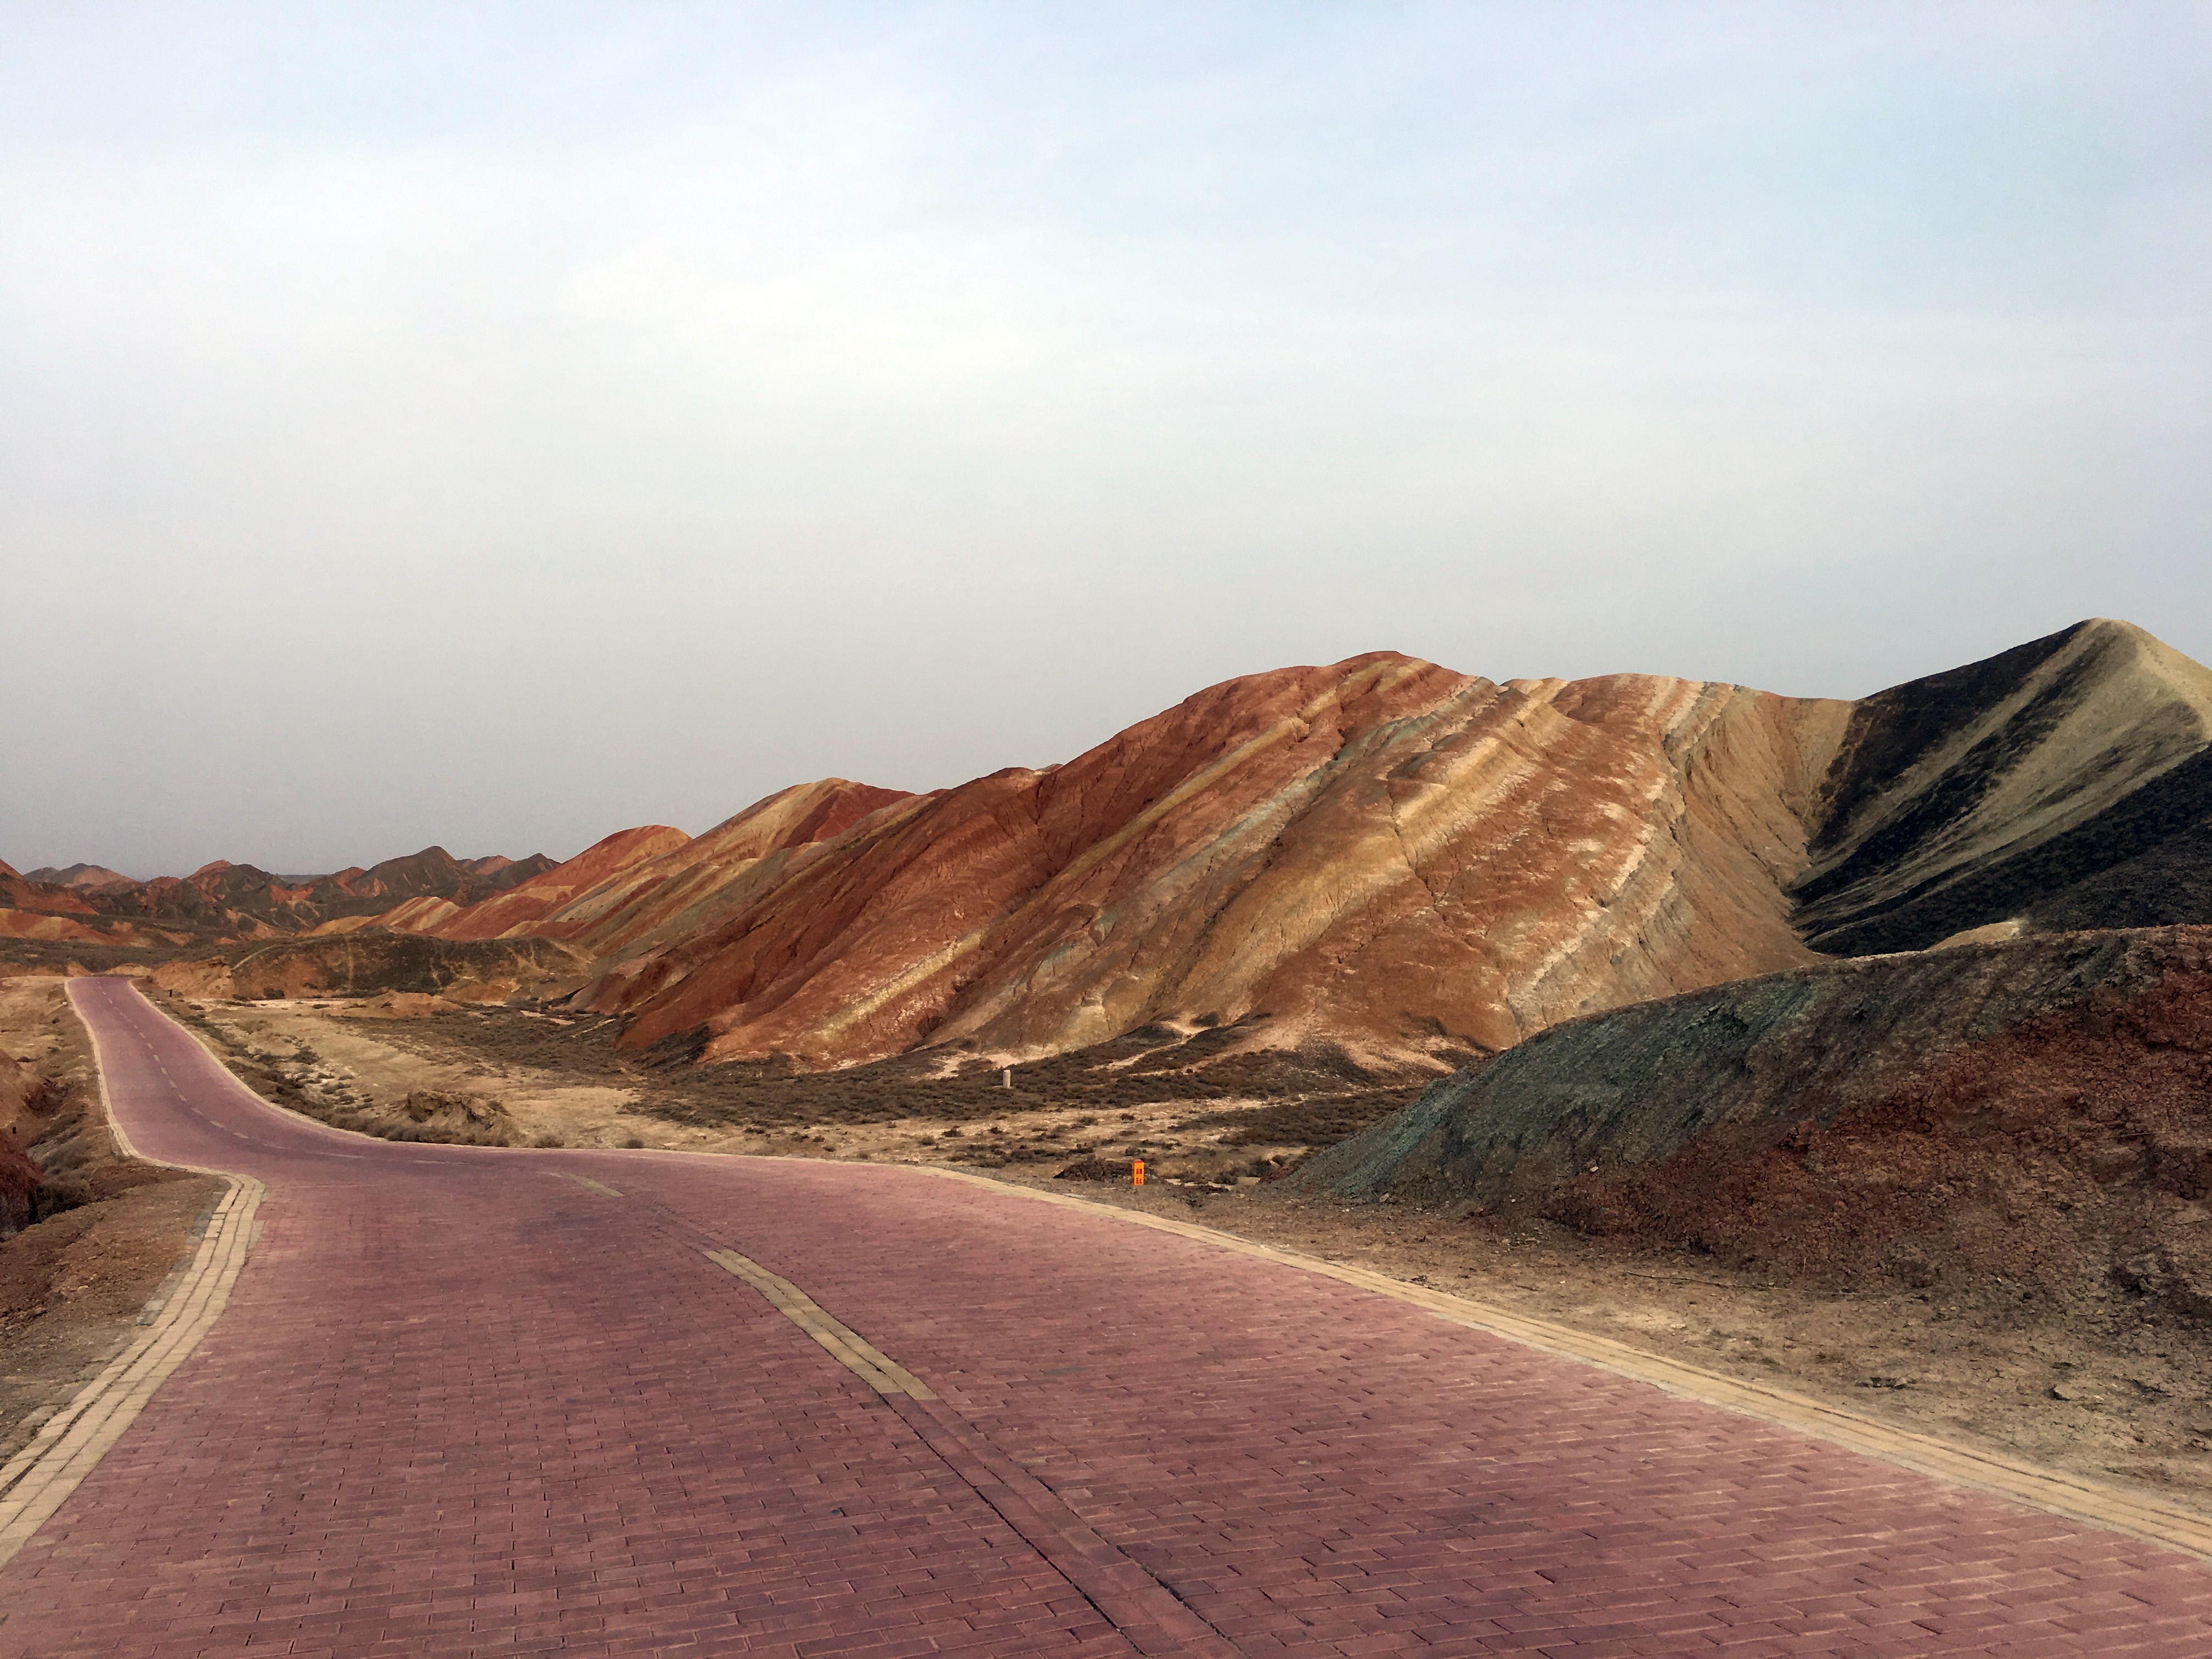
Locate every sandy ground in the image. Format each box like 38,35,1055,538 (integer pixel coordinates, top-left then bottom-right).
151,991,2212,1520
177,996,653,1148
0,977,223,1464
164,996,1327,1176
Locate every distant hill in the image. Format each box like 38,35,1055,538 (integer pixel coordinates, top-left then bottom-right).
24,862,130,889
32,845,558,940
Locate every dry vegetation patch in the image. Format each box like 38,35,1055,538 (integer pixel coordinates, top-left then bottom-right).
153,995,1429,1175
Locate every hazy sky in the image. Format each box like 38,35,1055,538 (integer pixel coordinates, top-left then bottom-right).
5,3,2208,877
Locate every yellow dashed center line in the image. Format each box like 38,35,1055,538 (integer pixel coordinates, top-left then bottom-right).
705,1249,936,1400
547,1172,624,1199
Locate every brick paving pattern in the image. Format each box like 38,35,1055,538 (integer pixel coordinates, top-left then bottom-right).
2,978,2209,1656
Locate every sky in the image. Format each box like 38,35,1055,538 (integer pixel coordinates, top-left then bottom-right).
4,2,2208,877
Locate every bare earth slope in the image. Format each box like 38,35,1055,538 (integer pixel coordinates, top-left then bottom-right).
569,654,1849,1069
460,778,911,958
1298,924,2212,1324
428,825,691,940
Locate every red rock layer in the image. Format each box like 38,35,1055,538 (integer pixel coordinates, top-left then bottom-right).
428,826,692,940
0,865,101,919
498,780,915,960
561,654,1847,1070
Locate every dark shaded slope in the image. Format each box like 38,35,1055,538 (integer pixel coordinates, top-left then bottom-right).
1815,749,2212,952
1295,926,2212,1320
1793,620,2212,953
1808,622,2083,850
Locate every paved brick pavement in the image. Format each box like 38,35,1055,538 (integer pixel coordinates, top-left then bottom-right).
4,979,2212,1656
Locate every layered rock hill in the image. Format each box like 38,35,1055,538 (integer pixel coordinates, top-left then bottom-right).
327,617,2211,1075
491,780,915,959
0,860,174,950
49,846,557,940
1293,926,2212,1323
2,861,98,920
430,826,692,941
57,618,2212,1080
1793,619,2212,953
408,658,1854,1068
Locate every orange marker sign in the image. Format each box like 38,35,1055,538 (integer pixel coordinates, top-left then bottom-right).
1132,1160,1145,1187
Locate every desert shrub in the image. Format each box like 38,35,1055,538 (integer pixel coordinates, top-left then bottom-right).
1054,1155,1133,1182
33,1131,92,1180
32,1176,94,1220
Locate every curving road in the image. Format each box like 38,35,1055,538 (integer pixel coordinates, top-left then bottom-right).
3,978,2211,1656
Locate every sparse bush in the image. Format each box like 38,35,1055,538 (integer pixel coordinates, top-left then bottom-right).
32,1176,94,1220
1054,1155,1132,1182
35,1132,92,1180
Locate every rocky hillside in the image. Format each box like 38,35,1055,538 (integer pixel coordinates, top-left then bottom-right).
483,780,915,958
1792,619,2212,953
1295,926,2212,1321
561,657,1847,1069
429,622,2212,1074
153,932,588,1003
53,618,2212,1080
430,827,692,941
0,860,176,951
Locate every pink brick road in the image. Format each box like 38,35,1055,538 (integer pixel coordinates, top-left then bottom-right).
5,979,2211,1657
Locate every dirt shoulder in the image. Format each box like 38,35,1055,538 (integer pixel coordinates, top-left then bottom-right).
0,977,225,1465
151,994,1421,1173
153,988,2212,1520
